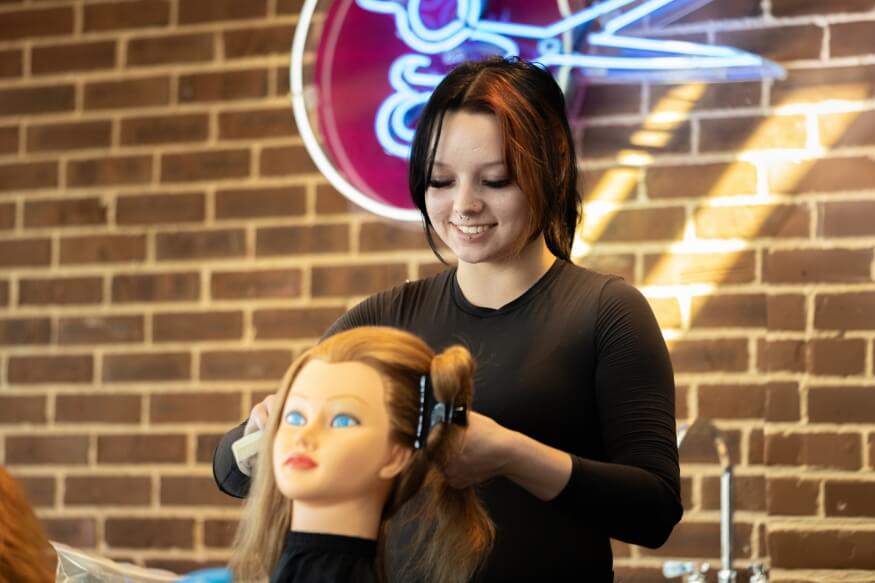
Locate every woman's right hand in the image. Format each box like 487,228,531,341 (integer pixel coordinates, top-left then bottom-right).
244,394,275,436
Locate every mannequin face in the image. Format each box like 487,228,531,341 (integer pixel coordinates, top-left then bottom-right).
272,359,410,505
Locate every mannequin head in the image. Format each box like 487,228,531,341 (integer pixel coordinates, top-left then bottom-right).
231,327,493,583
0,466,56,583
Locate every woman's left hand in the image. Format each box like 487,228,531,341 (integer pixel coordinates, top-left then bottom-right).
442,411,516,489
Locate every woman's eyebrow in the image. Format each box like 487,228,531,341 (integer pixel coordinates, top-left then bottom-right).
433,160,505,168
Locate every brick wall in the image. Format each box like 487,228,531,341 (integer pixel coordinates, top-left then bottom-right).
1,0,873,579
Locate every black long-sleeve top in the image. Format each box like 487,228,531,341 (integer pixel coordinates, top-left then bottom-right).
214,260,682,582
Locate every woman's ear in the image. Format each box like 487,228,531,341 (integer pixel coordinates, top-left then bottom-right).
379,442,414,480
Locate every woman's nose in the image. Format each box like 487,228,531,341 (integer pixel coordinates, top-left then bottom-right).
453,182,484,216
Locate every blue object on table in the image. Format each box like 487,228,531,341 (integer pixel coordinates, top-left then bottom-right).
177,567,234,583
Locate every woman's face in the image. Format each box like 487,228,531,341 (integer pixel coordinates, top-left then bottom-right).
272,359,400,505
424,111,533,265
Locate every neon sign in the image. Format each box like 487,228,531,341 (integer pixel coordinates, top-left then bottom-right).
291,0,785,221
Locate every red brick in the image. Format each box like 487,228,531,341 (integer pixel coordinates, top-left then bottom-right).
0,125,18,153
831,21,875,58
56,394,141,423
0,281,7,306
106,518,193,549
0,202,13,229
822,110,875,150
579,84,641,117
758,339,806,373
59,315,144,345
672,0,762,21
112,272,200,303
151,391,242,423
32,40,116,75
698,384,765,419
0,6,73,41
85,76,171,110
815,292,875,331
253,307,345,339
765,382,800,422
767,294,806,331
103,352,190,383
0,239,50,267
580,254,635,282
638,521,753,559
694,204,809,239
700,115,808,153
749,428,764,465
8,355,93,384
703,474,764,512
765,432,861,470
819,199,875,237
84,0,170,32
24,197,107,228
179,0,267,24
200,350,291,381
211,269,301,299
764,249,872,283
215,186,306,219
27,120,112,153
65,476,151,506
0,160,58,191
715,25,823,62
153,311,243,342
766,478,819,515
5,435,89,464
60,234,147,264
772,65,875,106
581,207,685,243
0,395,46,423
870,434,875,469
223,25,291,59
0,49,22,79
117,192,205,225
643,251,756,285
649,82,761,113
825,481,875,517
667,339,749,373
581,121,691,159
0,318,50,345
161,149,249,183
160,476,241,506
68,155,152,188
647,162,758,199
156,229,246,260
690,294,766,328
0,85,74,117
146,559,227,572
276,64,290,96
97,434,186,464
218,107,296,140
648,298,681,330
256,224,349,256
16,476,55,508
809,386,875,423
276,0,304,14
316,183,359,214
19,277,102,305
204,519,237,547
121,113,208,145
260,145,318,176
127,33,214,66
196,433,223,463
43,518,97,548
770,530,875,569
178,69,268,103
311,264,408,297
772,0,875,16
810,339,866,376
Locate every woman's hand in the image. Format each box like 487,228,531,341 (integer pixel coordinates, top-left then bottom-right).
244,394,276,436
442,411,515,489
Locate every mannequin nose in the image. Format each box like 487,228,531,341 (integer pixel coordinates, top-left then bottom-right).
294,421,319,449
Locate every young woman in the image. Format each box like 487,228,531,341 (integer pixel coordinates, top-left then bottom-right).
229,327,492,583
215,57,682,581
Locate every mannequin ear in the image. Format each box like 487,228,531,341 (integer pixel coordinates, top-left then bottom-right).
378,442,414,480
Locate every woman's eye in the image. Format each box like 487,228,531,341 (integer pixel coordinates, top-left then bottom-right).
330,414,360,429
285,411,307,426
428,179,452,188
484,178,512,188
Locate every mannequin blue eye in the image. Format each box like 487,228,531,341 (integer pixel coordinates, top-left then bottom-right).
285,411,307,426
330,414,359,429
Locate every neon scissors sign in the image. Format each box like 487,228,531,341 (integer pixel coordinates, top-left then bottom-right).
291,0,785,221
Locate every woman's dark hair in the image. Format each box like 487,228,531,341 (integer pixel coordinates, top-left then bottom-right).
409,56,582,262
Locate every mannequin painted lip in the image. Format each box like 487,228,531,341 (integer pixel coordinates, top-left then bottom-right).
285,454,317,470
